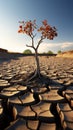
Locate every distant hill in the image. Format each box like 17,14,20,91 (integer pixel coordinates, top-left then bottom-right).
0,48,24,63
0,48,8,53
57,50,73,58
0,48,56,63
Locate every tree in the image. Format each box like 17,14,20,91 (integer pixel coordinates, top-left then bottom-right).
23,49,32,54
57,50,62,54
18,20,57,78
48,50,54,54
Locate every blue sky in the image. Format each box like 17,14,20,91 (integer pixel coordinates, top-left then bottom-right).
0,0,73,53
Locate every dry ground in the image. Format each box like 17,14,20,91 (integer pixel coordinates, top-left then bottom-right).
0,55,73,130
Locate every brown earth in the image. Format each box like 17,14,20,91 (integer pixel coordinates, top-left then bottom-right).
57,50,73,58
0,54,73,130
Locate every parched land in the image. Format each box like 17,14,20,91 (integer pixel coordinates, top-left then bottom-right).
57,50,73,58
0,55,73,130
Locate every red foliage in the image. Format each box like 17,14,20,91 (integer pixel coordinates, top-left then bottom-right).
18,19,57,40
18,20,37,36
38,20,57,40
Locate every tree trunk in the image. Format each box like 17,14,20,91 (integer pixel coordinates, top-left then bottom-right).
35,49,40,77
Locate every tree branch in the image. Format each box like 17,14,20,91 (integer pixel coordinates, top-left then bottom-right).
30,34,36,47
36,36,44,50
26,44,33,48
31,36,34,47
26,44,35,50
26,34,36,50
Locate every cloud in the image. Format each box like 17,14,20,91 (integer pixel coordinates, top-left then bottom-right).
0,31,73,53
38,42,73,53
61,42,73,49
38,42,61,53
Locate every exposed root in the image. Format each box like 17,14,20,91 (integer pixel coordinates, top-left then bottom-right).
25,71,50,91
25,71,41,84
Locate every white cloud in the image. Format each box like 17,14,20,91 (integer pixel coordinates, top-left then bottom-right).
38,42,73,53
38,42,61,53
61,42,73,49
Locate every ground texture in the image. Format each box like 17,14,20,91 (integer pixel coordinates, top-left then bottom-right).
0,56,73,130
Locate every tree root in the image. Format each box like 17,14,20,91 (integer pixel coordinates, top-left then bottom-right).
25,71,40,84
25,71,50,86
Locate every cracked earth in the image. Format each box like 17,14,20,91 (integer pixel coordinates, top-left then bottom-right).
0,56,73,130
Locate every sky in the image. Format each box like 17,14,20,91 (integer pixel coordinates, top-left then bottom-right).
0,0,73,53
